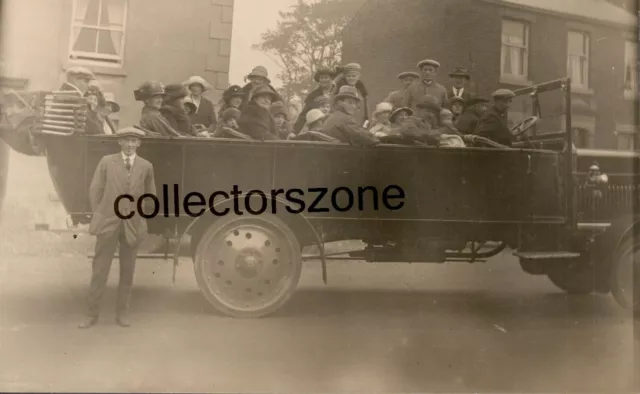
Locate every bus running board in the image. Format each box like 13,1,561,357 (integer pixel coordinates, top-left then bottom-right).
513,251,580,260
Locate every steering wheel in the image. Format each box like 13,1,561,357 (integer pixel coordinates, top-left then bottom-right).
510,116,539,137
291,130,339,142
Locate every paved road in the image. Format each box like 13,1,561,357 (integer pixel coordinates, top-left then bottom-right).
0,244,637,393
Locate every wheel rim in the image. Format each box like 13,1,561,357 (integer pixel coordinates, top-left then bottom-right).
613,243,638,310
197,219,298,314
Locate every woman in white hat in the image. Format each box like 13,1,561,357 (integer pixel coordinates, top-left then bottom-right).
182,75,217,131
368,102,394,138
330,63,369,127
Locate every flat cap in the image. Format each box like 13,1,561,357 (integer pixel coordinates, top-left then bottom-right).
397,71,420,80
66,66,95,80
342,63,362,74
116,126,145,138
417,59,441,69
492,89,515,99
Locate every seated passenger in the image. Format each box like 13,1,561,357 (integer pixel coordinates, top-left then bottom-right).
238,85,280,140
314,95,332,115
83,86,108,135
135,81,182,137
321,85,378,146
394,95,443,145
241,66,283,108
446,96,465,125
270,101,295,140
305,109,328,132
456,96,489,135
390,107,413,126
212,108,242,138
330,63,370,127
369,102,393,138
217,85,244,120
475,89,515,147
101,92,119,135
437,109,466,147
292,68,335,133
160,84,194,136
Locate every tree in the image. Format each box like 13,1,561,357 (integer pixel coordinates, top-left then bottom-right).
252,0,366,105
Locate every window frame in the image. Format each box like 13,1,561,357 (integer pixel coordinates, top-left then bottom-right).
567,30,591,90
623,39,637,99
500,18,530,81
67,0,129,67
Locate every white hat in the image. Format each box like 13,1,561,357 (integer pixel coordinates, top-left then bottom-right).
373,102,393,115
182,75,212,91
305,109,328,125
102,92,120,113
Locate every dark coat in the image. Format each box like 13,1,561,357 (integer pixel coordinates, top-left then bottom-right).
475,106,513,147
139,106,181,137
395,116,442,146
85,110,105,135
456,107,483,135
402,80,449,109
160,104,193,136
330,79,369,126
238,101,280,140
383,88,409,108
89,153,156,247
321,108,377,146
189,96,217,129
293,86,332,133
448,86,471,102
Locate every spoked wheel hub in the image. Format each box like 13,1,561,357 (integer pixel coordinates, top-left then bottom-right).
194,215,302,318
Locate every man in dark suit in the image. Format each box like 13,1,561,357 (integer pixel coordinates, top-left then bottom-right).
447,67,472,102
79,126,157,328
183,76,217,132
60,66,95,96
475,89,515,147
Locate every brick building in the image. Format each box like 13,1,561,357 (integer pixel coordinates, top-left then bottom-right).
0,0,234,128
342,0,637,150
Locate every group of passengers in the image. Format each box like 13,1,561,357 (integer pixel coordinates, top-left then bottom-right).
61,59,518,147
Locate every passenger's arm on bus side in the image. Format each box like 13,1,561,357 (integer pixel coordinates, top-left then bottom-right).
147,113,183,137
88,158,107,212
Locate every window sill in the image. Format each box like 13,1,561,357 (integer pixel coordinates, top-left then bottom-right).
63,60,128,77
499,75,533,87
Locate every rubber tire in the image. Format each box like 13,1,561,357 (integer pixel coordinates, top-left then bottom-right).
193,213,302,318
546,260,596,295
610,236,639,312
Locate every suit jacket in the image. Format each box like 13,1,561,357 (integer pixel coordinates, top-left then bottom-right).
238,101,280,140
321,108,377,146
448,86,471,102
89,153,157,246
475,106,513,147
189,96,217,129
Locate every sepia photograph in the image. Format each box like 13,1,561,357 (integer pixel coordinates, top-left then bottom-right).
0,0,638,392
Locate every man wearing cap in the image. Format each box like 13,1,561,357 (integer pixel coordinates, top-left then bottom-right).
447,67,472,102
241,66,283,108
475,89,515,147
61,66,95,96
80,126,156,329
135,81,182,137
403,59,448,110
456,96,489,135
321,85,378,146
383,71,419,108
293,68,335,133
183,76,217,131
238,85,280,140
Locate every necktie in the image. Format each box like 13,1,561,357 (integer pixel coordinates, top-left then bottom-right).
125,157,131,172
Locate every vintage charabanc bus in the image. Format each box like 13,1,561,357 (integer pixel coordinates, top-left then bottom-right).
0,77,637,318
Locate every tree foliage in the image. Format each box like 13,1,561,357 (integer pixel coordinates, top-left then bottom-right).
252,0,366,104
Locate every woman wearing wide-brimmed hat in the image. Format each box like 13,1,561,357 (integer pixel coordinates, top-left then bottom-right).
238,85,280,140
182,75,217,131
241,66,283,108
321,85,377,146
135,81,181,137
330,63,370,127
369,102,394,138
217,84,245,120
292,67,336,133
160,84,194,136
